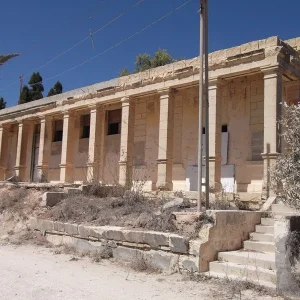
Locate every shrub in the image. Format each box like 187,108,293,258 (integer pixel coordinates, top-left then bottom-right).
272,103,300,210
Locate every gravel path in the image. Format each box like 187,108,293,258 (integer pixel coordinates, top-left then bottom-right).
0,245,280,300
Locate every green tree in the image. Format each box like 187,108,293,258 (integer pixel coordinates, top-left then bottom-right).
119,68,130,77
47,81,63,97
19,85,31,104
151,49,174,68
28,72,44,101
0,97,6,110
135,53,152,72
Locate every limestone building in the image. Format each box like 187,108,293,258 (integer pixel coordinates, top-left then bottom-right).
0,36,300,201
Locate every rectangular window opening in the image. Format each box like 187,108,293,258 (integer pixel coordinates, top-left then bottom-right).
107,109,121,135
53,120,63,142
81,114,90,139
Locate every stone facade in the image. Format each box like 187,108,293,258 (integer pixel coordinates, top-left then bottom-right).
1,36,300,200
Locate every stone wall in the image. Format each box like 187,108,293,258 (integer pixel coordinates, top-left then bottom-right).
29,211,262,274
275,216,300,298
29,218,198,274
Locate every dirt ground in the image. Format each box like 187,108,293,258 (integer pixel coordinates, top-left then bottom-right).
0,244,284,300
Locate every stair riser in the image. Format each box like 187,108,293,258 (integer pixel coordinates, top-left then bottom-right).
218,253,276,270
255,225,274,234
261,218,275,226
209,262,276,284
250,233,274,243
244,241,275,253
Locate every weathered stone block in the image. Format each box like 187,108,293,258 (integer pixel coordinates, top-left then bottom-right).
241,41,259,54
265,36,280,48
102,226,125,241
169,234,189,254
189,240,202,256
78,225,89,239
179,256,199,273
40,192,65,207
53,221,65,232
144,250,179,272
143,231,169,248
112,246,139,262
123,230,144,244
64,223,78,236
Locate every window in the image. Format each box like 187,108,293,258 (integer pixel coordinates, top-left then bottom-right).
53,120,63,142
81,114,90,139
107,109,121,135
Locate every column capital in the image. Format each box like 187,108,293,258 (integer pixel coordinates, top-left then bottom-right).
157,87,170,97
88,103,100,111
39,115,53,123
62,110,75,119
261,66,284,78
208,77,227,89
121,96,131,104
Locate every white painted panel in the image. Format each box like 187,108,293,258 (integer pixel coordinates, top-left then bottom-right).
221,164,235,193
186,164,235,192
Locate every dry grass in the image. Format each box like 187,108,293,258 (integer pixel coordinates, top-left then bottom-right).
42,194,181,233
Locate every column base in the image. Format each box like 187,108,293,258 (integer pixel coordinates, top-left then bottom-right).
0,167,6,181
119,160,132,189
156,159,173,191
37,164,49,182
208,156,222,193
13,165,26,181
59,163,73,183
261,152,280,200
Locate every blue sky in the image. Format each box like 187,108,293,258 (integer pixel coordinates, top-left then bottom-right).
0,0,299,108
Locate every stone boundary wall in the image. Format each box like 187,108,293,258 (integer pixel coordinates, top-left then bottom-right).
29,211,263,274
29,218,198,274
275,216,300,298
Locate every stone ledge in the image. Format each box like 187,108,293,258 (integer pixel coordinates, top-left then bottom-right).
29,218,189,254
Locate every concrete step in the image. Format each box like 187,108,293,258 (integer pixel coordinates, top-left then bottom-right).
255,225,274,234
250,232,274,243
207,271,276,289
261,218,275,226
218,251,275,270
244,241,275,253
209,261,276,286
271,204,297,214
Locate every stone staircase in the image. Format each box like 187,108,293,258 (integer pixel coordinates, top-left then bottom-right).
208,216,276,288
207,203,299,288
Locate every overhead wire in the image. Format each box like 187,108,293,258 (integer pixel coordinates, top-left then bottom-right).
42,0,194,83
1,0,145,91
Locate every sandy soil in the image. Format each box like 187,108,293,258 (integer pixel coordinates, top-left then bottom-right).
0,244,283,300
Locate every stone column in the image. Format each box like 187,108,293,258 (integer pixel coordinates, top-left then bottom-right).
208,79,223,190
23,121,35,182
60,111,75,182
119,97,135,188
87,105,105,182
14,121,24,179
37,116,52,182
261,67,283,198
0,125,9,180
156,88,174,190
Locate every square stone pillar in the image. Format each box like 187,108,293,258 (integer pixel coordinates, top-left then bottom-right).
208,79,223,191
37,116,52,182
23,121,35,182
60,111,76,183
14,122,24,179
119,97,135,188
261,67,283,198
156,88,174,190
87,105,105,182
0,125,9,180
